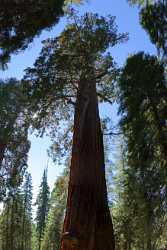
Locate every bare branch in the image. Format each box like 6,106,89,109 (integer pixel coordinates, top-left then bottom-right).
103,131,122,136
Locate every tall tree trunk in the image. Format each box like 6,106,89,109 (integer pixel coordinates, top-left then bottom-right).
21,197,27,250
146,211,152,250
10,198,14,250
148,96,167,164
61,79,115,250
0,143,5,166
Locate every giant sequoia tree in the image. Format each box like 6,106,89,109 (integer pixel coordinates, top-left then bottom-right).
24,12,126,250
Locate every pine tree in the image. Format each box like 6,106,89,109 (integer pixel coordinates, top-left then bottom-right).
41,168,69,250
21,172,33,250
35,169,50,250
0,172,33,250
0,188,24,250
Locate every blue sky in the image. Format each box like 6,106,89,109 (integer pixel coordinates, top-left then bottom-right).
0,0,156,211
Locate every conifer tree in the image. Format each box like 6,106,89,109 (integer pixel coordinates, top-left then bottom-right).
0,79,30,201
140,0,167,61
35,169,50,250
21,172,33,250
0,188,24,250
118,52,167,169
0,172,33,250
24,11,127,250
115,52,167,249
41,168,69,250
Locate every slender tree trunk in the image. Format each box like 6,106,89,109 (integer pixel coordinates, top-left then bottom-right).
0,143,5,166
61,79,115,250
123,241,128,250
3,202,10,250
148,96,167,164
21,200,26,250
10,198,14,250
146,212,152,250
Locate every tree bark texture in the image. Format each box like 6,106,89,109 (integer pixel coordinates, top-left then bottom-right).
61,79,115,250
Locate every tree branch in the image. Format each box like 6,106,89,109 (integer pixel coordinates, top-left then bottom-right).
103,131,122,136
97,92,113,105
94,70,109,80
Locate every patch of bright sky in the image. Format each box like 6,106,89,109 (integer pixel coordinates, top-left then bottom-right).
0,0,156,212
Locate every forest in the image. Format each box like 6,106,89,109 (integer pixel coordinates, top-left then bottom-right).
0,0,167,250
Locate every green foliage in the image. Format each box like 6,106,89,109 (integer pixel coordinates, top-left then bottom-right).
0,172,33,250
112,142,167,250
23,11,127,162
0,79,30,200
140,1,167,60
114,52,167,249
0,0,65,67
127,0,154,6
1,192,24,250
21,172,33,250
31,224,38,250
35,169,50,250
41,168,69,250
128,0,167,61
118,52,167,169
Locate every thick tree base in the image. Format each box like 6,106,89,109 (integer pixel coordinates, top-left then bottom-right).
61,184,115,250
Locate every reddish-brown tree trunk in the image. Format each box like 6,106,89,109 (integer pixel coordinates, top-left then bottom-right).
61,79,115,250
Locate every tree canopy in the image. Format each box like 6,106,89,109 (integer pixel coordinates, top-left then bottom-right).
140,1,167,60
0,0,65,67
1,1,167,249
35,169,50,250
23,11,126,162
118,52,167,169
0,79,30,200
